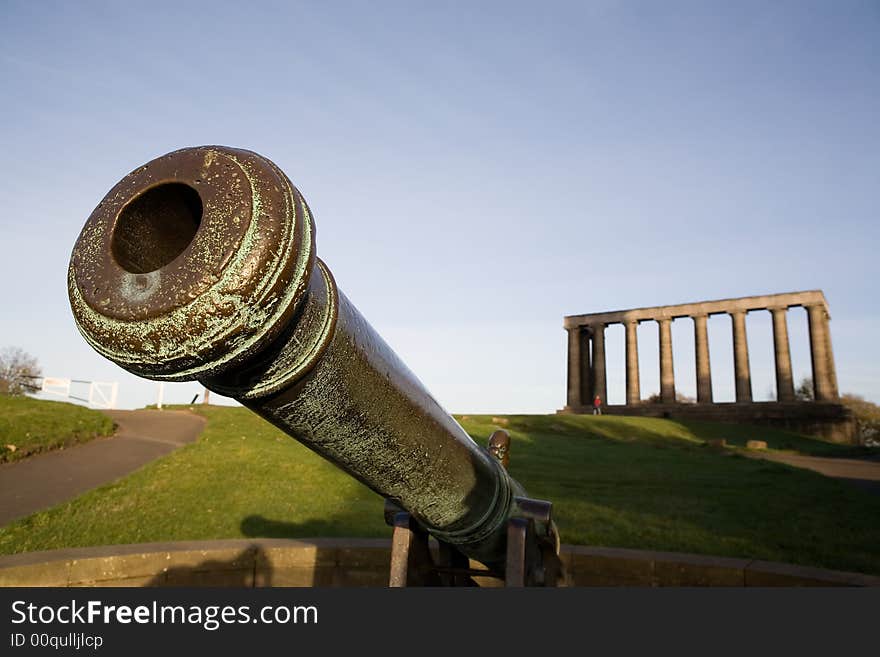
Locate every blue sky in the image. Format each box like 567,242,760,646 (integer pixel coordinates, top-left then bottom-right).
1,1,878,411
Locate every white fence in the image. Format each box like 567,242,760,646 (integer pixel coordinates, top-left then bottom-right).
39,377,119,409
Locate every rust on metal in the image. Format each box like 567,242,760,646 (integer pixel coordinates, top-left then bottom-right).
68,145,559,578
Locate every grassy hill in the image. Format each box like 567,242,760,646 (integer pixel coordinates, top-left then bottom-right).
0,396,115,463
1,406,878,575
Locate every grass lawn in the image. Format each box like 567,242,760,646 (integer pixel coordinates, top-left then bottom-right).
0,397,115,463
1,407,878,575
667,417,872,457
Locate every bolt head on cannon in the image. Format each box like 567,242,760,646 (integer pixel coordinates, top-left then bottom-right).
68,146,560,583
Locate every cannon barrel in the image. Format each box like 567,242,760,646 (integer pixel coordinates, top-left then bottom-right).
67,146,536,571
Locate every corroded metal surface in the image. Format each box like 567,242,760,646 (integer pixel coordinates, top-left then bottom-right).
69,147,314,382
68,146,546,572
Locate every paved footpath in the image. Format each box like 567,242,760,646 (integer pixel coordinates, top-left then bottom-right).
749,451,880,496
0,410,205,526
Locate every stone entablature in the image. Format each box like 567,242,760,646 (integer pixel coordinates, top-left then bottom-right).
563,290,839,411
563,290,830,327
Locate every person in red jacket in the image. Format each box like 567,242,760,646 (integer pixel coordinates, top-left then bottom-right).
592,395,602,415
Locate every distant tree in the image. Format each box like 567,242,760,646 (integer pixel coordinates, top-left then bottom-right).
0,347,41,396
840,394,880,446
795,377,814,402
645,392,695,404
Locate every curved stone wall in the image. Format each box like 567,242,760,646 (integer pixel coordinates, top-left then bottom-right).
0,539,876,587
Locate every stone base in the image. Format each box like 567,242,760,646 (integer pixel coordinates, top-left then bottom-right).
1,539,877,587
560,401,858,444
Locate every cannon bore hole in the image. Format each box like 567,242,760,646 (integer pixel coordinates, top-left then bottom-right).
112,183,203,274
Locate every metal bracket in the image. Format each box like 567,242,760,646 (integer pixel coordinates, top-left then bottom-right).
506,496,562,586
388,506,441,587
385,496,561,587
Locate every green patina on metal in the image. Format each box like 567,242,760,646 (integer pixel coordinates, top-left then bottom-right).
68,147,315,381
68,146,544,571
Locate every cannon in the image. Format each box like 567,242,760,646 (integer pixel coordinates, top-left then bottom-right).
67,146,561,586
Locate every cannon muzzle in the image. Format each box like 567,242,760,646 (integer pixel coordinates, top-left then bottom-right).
68,146,557,581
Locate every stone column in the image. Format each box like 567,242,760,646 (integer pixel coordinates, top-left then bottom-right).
770,307,795,402
591,323,607,405
566,327,583,408
806,305,834,401
730,310,752,403
693,314,713,403
825,324,839,399
658,318,675,403
625,320,641,405
583,330,594,405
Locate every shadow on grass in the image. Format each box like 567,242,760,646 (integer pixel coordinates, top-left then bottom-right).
240,514,368,539
464,413,869,456
458,414,880,575
673,419,872,457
